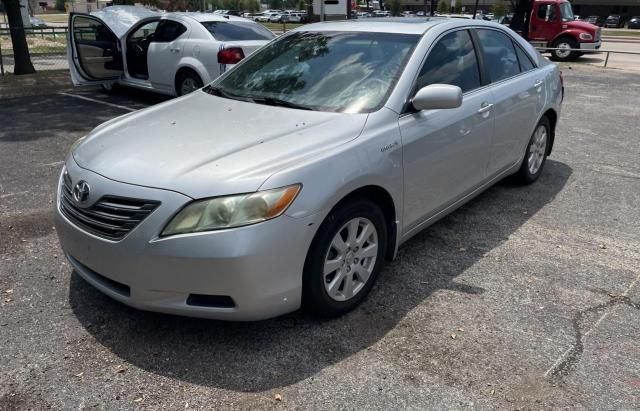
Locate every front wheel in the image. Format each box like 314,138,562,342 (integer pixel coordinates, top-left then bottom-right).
302,199,387,318
515,116,550,184
550,38,579,62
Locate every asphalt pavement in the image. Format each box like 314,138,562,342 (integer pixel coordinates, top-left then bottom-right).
1,67,639,409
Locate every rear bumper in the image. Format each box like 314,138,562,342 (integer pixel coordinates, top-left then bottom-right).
580,41,601,52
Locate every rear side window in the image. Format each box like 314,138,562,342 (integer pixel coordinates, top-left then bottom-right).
416,29,481,93
154,20,187,42
476,29,520,82
201,21,276,41
514,43,535,71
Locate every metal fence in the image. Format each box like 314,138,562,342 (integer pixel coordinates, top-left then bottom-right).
0,27,69,75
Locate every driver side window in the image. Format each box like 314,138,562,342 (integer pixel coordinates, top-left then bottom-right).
415,29,481,94
537,4,556,21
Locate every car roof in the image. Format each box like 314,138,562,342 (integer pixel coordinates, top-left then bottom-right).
296,17,504,35
170,12,255,23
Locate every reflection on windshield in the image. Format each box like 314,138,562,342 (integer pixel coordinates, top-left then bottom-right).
559,2,574,22
206,31,420,113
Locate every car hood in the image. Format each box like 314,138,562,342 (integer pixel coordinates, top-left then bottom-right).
73,91,368,199
566,20,598,33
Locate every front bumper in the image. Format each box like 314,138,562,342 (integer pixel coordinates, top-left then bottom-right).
55,159,320,321
580,41,601,52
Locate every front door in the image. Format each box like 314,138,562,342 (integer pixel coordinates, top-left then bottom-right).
147,19,189,90
399,29,494,232
68,13,123,86
529,3,561,43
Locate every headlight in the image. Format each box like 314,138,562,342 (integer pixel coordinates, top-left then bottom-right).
161,184,301,236
579,33,593,41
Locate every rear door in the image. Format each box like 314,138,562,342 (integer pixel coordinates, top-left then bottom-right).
474,28,543,175
68,13,123,86
147,19,189,89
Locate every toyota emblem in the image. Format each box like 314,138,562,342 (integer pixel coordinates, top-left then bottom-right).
72,180,91,204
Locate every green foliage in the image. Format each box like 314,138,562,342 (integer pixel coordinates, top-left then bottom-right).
437,0,448,14
112,0,135,4
297,0,305,11
390,0,401,16
268,0,281,9
454,0,461,13
54,0,65,11
491,0,507,17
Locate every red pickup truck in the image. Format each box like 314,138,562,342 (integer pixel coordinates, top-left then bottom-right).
511,0,601,61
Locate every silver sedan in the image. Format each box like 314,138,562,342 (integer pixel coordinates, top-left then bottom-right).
55,18,563,320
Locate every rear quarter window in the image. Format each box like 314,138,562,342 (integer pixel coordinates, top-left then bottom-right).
201,21,276,41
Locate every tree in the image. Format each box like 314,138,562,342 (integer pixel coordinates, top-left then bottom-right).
112,0,135,4
454,0,461,13
296,0,305,11
54,0,64,11
437,0,447,14
390,0,401,16
492,0,507,17
2,0,35,74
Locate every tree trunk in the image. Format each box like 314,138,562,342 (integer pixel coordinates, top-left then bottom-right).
3,0,36,74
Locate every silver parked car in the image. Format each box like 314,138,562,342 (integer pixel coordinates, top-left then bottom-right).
55,19,563,321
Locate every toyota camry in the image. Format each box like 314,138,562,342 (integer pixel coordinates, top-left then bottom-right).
56,18,563,320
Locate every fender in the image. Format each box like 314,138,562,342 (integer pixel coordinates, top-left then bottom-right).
550,29,581,46
175,57,213,87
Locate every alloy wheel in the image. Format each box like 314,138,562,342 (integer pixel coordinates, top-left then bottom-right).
323,217,378,302
180,77,199,95
528,125,547,175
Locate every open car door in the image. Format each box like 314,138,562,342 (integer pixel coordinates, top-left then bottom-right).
68,13,123,86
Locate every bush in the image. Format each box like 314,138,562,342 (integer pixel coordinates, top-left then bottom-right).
437,0,448,14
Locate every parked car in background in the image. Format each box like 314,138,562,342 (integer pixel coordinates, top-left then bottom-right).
67,6,275,96
495,15,513,26
57,19,562,321
629,16,640,29
268,13,285,22
29,16,47,28
604,15,625,28
585,15,604,26
402,11,415,17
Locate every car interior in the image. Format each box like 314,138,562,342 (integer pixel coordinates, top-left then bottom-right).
72,16,123,79
125,20,159,80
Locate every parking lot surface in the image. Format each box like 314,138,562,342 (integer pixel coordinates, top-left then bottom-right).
1,67,639,409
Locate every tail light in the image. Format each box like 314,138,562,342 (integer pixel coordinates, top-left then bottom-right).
218,47,245,64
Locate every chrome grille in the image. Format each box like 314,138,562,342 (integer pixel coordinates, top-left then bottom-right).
60,173,160,240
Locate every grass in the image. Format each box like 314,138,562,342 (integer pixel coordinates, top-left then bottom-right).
602,29,640,37
36,14,69,24
260,22,304,31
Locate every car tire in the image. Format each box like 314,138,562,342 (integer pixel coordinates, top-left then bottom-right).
176,70,204,96
302,199,387,318
550,37,579,62
516,116,551,184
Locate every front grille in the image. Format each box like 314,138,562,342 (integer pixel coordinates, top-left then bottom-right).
60,173,160,240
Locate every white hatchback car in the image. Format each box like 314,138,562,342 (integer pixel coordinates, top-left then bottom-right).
67,6,276,96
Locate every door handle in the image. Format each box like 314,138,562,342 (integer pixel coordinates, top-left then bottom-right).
534,80,544,88
170,48,180,53
477,102,493,114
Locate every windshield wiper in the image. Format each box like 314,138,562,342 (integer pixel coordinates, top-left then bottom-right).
249,96,314,111
203,85,248,102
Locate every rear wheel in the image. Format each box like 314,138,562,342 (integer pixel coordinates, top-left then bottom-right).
302,199,387,318
550,37,579,62
516,116,550,184
176,70,203,96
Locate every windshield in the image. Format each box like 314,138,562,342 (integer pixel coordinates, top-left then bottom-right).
559,2,574,22
201,21,275,41
206,31,419,113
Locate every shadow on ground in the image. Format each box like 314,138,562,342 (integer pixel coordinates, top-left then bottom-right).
68,160,572,392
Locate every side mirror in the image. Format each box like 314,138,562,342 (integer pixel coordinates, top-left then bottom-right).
411,84,463,111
